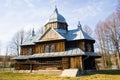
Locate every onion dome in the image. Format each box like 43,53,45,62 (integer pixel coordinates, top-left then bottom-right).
47,7,66,23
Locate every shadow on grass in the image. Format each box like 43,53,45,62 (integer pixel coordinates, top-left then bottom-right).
84,70,120,76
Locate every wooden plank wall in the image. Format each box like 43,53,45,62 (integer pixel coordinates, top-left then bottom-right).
66,40,95,52
21,45,35,55
61,56,83,70
35,43,44,53
70,56,82,69
45,22,67,30
15,56,83,70
78,41,85,51
15,63,30,70
84,40,94,52
61,57,70,69
45,22,57,30
33,64,41,70
21,40,65,54
66,40,85,51
55,41,65,52
35,41,65,53
31,57,62,70
41,30,60,41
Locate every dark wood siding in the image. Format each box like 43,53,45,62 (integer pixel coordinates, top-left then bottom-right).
85,40,94,52
83,56,96,70
21,45,35,55
45,22,68,31
61,57,70,69
70,56,82,69
35,40,65,53
15,56,83,70
66,40,95,52
35,43,44,53
66,40,85,51
14,60,30,70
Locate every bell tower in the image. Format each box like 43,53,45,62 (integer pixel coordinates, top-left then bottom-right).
45,7,68,31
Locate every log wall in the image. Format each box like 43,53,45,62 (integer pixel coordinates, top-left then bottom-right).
61,57,70,69
70,56,82,69
85,40,94,52
45,22,57,31
66,40,95,52
15,56,83,70
21,45,35,55
45,22,68,31
15,63,30,70
35,40,65,53
66,40,85,51
35,43,44,53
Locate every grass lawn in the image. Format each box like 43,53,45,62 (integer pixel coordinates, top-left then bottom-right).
0,70,120,80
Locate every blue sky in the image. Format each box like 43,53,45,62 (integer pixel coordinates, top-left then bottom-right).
0,0,117,54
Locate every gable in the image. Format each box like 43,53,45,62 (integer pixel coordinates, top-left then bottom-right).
41,28,65,41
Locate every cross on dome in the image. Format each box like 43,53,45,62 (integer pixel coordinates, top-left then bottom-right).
32,28,35,36
46,6,66,23
78,21,82,30
54,5,58,13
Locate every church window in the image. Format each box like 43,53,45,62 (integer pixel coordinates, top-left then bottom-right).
87,43,92,52
50,44,55,52
28,48,32,55
44,44,55,53
44,45,49,53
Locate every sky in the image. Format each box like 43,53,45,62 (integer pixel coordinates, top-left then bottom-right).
0,0,117,55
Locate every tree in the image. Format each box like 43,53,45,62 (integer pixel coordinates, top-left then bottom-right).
95,12,120,69
83,25,92,36
9,26,44,56
117,0,120,20
95,21,112,68
37,27,44,34
107,14,120,68
10,29,26,56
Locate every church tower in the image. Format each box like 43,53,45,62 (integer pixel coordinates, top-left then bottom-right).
45,7,68,31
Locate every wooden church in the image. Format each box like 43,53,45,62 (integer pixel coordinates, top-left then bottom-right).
13,7,100,70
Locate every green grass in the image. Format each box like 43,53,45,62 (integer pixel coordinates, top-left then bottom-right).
0,70,120,80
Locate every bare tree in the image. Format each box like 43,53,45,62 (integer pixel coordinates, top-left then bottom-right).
2,46,8,70
36,27,44,34
83,25,92,36
117,0,120,20
95,22,108,68
107,14,120,68
10,29,26,56
95,12,120,69
9,28,39,56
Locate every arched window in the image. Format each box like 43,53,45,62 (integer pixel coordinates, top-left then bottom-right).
44,44,55,53
28,48,32,55
50,44,55,52
44,45,49,53
87,43,92,52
